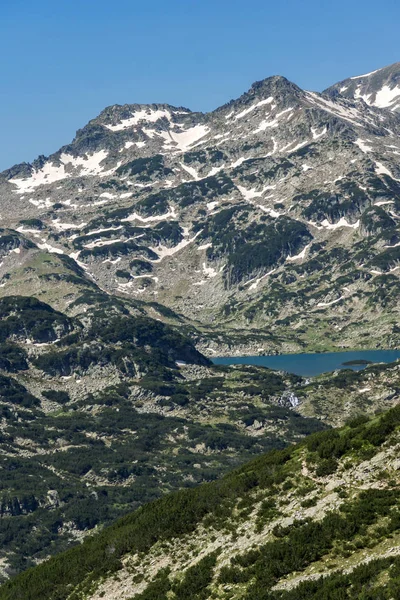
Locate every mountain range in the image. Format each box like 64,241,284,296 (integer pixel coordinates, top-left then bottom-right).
0,61,400,595
0,61,400,355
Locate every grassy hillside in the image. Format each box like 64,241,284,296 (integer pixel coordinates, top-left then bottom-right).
1,404,399,599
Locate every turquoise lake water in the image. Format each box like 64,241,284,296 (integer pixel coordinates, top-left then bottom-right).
212,350,400,377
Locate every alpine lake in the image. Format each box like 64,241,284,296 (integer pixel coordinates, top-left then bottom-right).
212,349,400,377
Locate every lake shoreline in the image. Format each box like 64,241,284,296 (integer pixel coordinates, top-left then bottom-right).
198,340,400,359
211,349,400,378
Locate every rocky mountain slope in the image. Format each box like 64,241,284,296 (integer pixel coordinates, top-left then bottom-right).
1,61,400,588
2,235,400,579
1,63,400,354
0,231,328,579
326,62,400,113
2,403,400,600
1,231,399,581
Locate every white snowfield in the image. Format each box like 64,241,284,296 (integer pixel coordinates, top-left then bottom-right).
350,68,380,80
232,97,274,121
354,138,373,153
253,107,294,133
10,150,110,193
237,185,263,200
370,85,400,110
122,206,177,223
248,269,276,291
121,141,146,151
202,262,218,278
160,125,210,151
180,163,199,180
288,140,310,153
286,243,311,262
354,86,373,105
311,126,328,140
83,235,140,249
149,230,202,262
317,295,345,307
375,161,400,181
206,201,219,211
321,218,360,230
51,220,88,231
310,218,360,231
352,78,400,111
37,242,65,255
85,226,123,237
104,108,188,131
375,200,395,207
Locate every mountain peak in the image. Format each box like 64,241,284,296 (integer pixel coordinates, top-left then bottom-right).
250,73,300,89
325,61,400,112
249,74,305,101
216,74,304,117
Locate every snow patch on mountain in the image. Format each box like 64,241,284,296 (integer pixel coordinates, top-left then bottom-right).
37,242,65,255
52,220,88,231
162,125,210,151
233,97,274,121
122,206,177,223
306,92,367,126
350,68,380,80
354,139,373,153
309,218,360,231
10,150,109,192
374,85,400,109
254,108,294,133
311,126,328,140
286,243,311,262
237,185,263,200
320,218,360,230
317,295,345,307
150,230,202,262
180,163,199,180
375,161,400,181
202,262,218,278
247,269,276,291
105,109,176,131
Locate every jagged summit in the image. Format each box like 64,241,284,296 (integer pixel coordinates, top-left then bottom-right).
214,75,306,117
249,74,304,97
0,61,400,357
325,61,400,112
2,65,397,181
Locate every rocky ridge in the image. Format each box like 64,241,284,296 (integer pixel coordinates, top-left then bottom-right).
1,63,400,354
326,61,400,112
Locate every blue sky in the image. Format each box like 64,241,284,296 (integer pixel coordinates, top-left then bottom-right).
0,0,399,170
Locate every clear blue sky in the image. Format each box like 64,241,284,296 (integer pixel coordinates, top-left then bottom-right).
1,0,399,171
